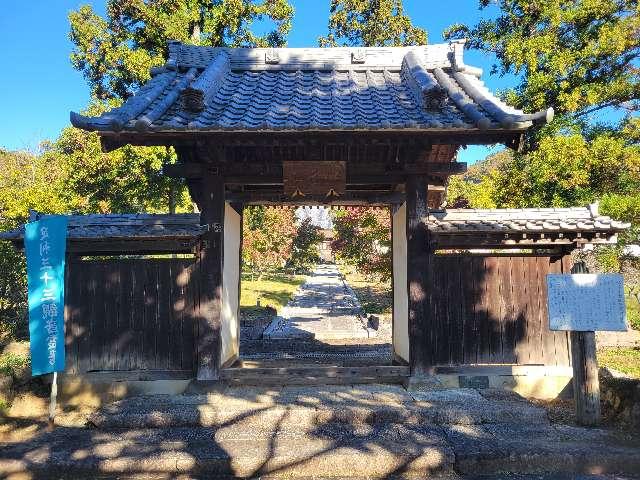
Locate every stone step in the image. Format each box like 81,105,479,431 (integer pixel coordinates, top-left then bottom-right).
446,422,640,476
220,364,409,386
2,422,639,478
0,425,455,479
87,388,549,430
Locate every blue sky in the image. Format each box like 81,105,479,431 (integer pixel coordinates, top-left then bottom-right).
0,0,511,163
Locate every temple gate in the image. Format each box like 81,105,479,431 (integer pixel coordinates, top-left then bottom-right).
0,42,629,399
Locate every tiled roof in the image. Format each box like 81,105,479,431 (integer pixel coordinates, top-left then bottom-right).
0,214,205,242
70,41,553,134
426,207,630,236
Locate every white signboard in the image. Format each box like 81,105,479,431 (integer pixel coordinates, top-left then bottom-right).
547,274,627,332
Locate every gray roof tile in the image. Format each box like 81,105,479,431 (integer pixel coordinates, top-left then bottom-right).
0,214,205,242
71,42,553,134
426,208,630,236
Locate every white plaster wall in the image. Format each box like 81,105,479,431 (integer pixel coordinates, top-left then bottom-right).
392,203,409,363
220,203,241,367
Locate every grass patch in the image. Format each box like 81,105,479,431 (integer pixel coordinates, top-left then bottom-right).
340,265,392,315
240,272,306,314
0,352,29,378
598,347,640,378
626,296,640,331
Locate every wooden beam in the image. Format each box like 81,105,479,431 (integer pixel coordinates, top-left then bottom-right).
100,130,524,153
571,330,600,426
164,162,467,180
62,370,194,382
195,170,225,381
225,192,405,206
67,239,197,255
430,232,615,249
406,175,432,376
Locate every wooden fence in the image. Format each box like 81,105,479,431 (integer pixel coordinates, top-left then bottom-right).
64,258,199,375
425,254,572,367
62,253,572,377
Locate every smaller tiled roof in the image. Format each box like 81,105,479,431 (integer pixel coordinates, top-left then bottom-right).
426,207,629,239
70,41,553,135
0,214,205,242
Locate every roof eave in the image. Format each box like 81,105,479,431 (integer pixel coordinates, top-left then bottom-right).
91,127,528,152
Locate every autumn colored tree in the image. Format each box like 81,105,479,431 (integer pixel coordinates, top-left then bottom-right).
331,208,392,280
319,0,427,47
0,149,70,339
242,207,298,276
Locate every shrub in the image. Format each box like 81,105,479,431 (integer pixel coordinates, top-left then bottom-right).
0,241,27,340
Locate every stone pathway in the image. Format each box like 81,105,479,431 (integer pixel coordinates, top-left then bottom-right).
263,263,372,341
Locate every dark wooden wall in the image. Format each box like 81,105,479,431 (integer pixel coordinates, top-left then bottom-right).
426,254,572,367
64,258,199,375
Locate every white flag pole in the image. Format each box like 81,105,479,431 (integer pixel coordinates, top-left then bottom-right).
48,371,58,430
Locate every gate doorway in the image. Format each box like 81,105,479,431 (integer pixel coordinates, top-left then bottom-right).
221,205,410,385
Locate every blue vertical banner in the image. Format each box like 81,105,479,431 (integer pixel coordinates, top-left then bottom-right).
24,216,68,376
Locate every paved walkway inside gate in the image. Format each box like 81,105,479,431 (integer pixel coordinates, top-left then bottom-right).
263,263,372,341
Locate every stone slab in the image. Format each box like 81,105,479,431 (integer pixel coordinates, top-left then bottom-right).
0,424,454,479
446,423,640,475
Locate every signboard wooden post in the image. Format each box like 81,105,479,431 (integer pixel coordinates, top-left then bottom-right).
547,262,627,426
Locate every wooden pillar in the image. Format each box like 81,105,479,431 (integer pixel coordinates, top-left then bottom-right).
570,261,601,426
571,331,600,425
406,175,432,376
196,170,225,380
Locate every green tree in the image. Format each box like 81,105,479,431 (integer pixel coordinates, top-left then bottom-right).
0,149,70,224
53,125,190,214
287,219,323,273
0,149,73,340
319,0,427,47
69,0,294,100
444,0,640,119
444,0,640,238
491,132,640,208
446,150,514,208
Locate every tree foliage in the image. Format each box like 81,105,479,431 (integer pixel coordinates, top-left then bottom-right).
69,0,294,100
242,207,297,274
54,125,190,214
0,150,70,225
445,1,640,264
287,218,324,273
319,0,427,47
446,149,514,209
242,207,323,275
0,149,73,340
331,208,391,280
491,131,640,208
444,0,640,118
